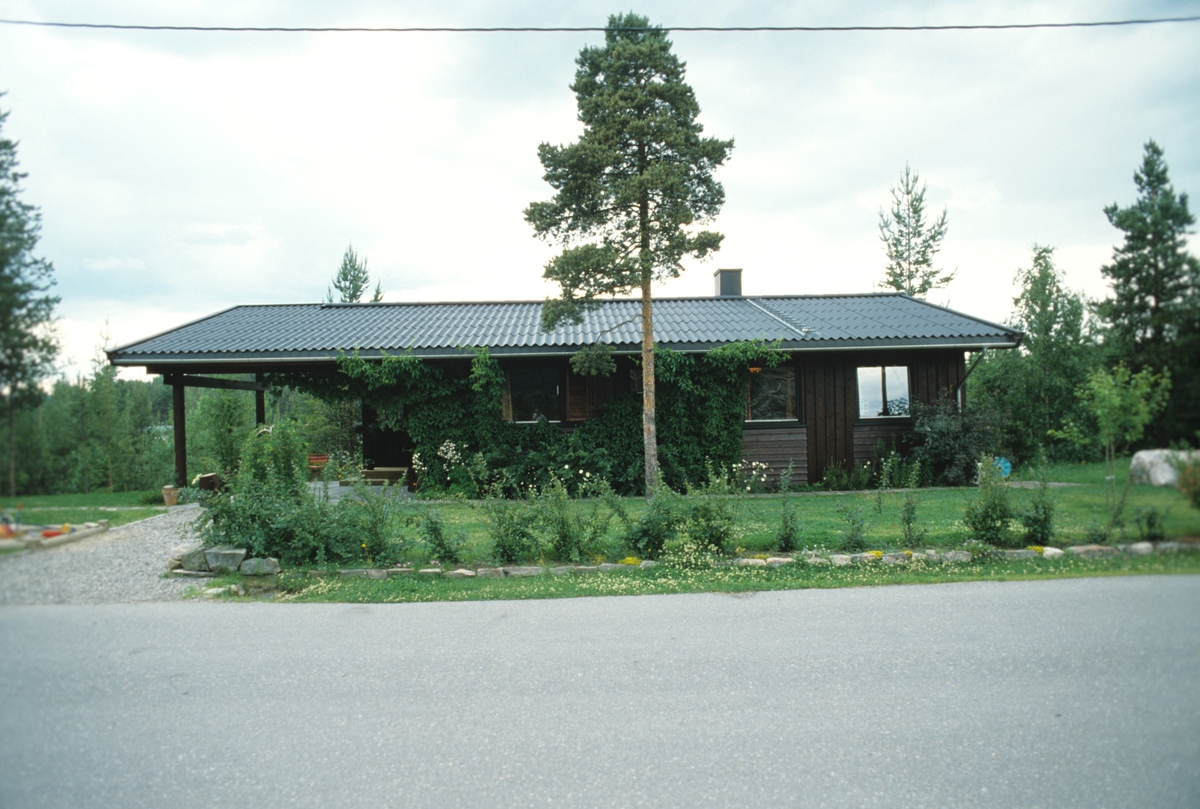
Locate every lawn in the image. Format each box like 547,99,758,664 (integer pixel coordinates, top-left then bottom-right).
0,489,168,529
379,458,1199,567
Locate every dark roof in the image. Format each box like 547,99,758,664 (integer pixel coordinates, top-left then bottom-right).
107,294,1021,367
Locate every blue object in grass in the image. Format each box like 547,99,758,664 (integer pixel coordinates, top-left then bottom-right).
994,457,1012,478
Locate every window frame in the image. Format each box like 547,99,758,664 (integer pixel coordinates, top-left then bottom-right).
504,363,565,424
856,365,912,420
744,364,800,423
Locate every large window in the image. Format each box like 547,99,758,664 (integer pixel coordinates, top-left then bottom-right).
746,366,797,421
857,366,910,418
507,367,561,422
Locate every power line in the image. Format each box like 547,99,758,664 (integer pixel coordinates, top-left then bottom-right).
0,16,1198,34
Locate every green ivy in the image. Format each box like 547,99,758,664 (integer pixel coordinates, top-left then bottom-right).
268,340,784,496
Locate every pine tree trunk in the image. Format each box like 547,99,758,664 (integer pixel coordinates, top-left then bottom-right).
7,395,14,499
641,274,658,497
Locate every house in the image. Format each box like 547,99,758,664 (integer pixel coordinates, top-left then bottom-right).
107,270,1021,488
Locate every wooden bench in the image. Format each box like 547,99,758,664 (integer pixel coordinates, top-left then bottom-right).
361,466,408,486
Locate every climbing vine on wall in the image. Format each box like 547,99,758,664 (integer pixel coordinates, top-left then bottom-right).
267,341,783,496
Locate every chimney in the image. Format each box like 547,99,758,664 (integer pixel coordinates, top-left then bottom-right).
714,268,742,297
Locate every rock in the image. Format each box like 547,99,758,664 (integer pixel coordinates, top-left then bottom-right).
167,559,183,571
1128,542,1154,556
179,546,210,572
597,563,625,572
830,554,851,566
1003,550,1036,560
881,553,908,564
942,551,973,563
239,557,281,576
1042,547,1065,559
805,555,829,565
364,569,388,580
1130,449,1200,487
475,567,504,578
765,557,794,566
575,566,599,574
204,587,229,597
418,567,442,575
1157,542,1185,553
171,569,215,578
203,547,247,575
549,566,575,575
504,566,545,577
388,568,414,577
170,542,201,561
339,569,367,578
229,584,246,597
924,550,941,562
639,560,660,569
733,558,767,567
849,553,875,564
443,568,476,579
1066,544,1118,558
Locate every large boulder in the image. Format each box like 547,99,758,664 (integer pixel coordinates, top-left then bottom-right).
1130,449,1199,487
204,547,247,574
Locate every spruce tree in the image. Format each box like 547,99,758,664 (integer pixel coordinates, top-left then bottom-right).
1097,140,1200,441
525,13,733,495
0,102,59,497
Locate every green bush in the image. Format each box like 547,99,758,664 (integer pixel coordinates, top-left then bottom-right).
962,455,1016,547
1133,507,1167,542
822,461,873,491
910,397,1004,486
419,510,465,565
480,493,539,564
900,491,926,546
613,488,685,560
1020,483,1055,546
535,476,614,563
837,504,869,552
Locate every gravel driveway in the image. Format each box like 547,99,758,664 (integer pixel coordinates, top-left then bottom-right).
0,506,202,605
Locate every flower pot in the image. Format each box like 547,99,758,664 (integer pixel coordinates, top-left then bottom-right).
162,485,181,506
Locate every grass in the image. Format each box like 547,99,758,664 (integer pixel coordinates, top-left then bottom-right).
368,458,1198,568
1,489,168,529
273,550,1200,604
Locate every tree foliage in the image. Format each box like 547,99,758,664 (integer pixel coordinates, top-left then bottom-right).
0,102,59,496
877,164,954,298
525,13,733,495
326,243,382,303
1096,140,1200,442
970,245,1099,461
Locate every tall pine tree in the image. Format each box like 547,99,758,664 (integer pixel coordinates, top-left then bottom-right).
877,164,954,298
1097,140,1200,442
0,102,59,497
525,13,733,495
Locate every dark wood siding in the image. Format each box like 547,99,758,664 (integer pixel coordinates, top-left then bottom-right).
853,420,913,464
803,349,966,482
741,426,808,485
565,371,589,422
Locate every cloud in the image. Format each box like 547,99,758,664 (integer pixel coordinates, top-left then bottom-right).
0,0,1195,381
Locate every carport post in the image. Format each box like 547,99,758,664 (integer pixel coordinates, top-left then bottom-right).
172,380,187,488
255,374,266,425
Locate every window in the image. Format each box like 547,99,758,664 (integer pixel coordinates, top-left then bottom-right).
507,367,562,422
857,366,910,418
746,366,797,421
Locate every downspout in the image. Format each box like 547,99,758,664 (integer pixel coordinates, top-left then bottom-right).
955,349,988,410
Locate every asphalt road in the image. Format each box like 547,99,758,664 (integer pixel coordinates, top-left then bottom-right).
1,576,1197,808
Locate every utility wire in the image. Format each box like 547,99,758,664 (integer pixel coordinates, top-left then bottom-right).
0,16,1198,34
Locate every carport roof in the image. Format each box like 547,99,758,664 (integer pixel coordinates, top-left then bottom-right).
107,293,1021,368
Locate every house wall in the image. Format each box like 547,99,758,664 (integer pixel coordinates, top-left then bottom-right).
799,349,966,483
741,426,808,485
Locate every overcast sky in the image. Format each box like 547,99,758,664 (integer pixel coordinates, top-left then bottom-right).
1,0,1198,380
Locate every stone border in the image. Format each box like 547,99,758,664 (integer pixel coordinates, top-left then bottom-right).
167,539,1199,591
